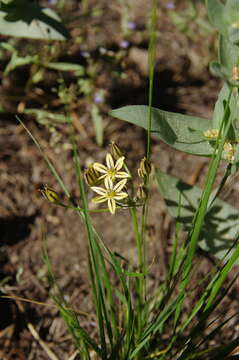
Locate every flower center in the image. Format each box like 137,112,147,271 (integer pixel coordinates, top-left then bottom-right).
106,191,116,199
107,168,116,179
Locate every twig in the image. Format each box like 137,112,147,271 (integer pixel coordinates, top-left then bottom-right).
68,350,79,360
27,323,59,360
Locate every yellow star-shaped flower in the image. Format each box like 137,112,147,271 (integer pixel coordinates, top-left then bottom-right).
91,178,128,214
93,153,130,182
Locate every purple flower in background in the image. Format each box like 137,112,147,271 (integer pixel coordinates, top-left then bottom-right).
94,92,104,104
165,2,175,9
47,0,57,4
80,51,90,58
127,21,136,30
120,40,130,49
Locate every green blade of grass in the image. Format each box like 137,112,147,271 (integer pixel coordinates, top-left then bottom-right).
147,0,157,159
129,293,184,359
17,115,112,357
205,243,239,311
16,115,70,198
42,235,99,358
176,271,239,360
69,128,110,357
173,87,234,329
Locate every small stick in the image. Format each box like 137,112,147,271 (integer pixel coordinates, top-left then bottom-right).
27,323,59,360
68,350,79,360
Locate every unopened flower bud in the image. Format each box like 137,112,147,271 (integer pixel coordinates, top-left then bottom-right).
138,157,151,177
39,185,61,203
203,129,219,139
137,185,148,201
231,22,239,29
224,141,236,162
84,165,100,186
110,141,123,160
232,66,239,81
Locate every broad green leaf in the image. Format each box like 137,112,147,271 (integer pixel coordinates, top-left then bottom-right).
0,1,13,4
0,1,69,40
212,83,230,129
110,105,213,156
212,83,239,141
218,35,239,77
224,0,239,44
206,0,227,35
224,0,239,25
209,61,226,80
156,169,239,261
228,26,239,45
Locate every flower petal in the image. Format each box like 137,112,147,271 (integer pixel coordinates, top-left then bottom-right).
98,174,107,181
113,179,127,192
92,196,107,204
106,153,114,169
114,192,128,200
108,198,116,214
93,163,107,173
104,177,113,190
115,156,125,171
115,171,130,178
91,186,107,195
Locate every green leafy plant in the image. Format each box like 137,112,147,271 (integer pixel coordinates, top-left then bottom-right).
0,0,69,40
9,0,239,359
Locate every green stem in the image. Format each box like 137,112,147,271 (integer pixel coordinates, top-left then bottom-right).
57,202,141,213
173,86,234,331
131,207,143,268
130,207,144,338
147,0,157,160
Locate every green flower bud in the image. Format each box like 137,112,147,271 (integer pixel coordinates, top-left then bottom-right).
137,185,148,201
203,129,219,139
137,157,151,177
224,141,236,162
39,185,61,203
232,66,239,81
110,141,123,160
84,165,101,187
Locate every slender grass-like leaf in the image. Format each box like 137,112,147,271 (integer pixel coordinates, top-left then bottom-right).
173,86,233,330
17,115,112,357
129,294,184,359
69,126,110,357
16,116,70,198
204,242,239,311
43,236,97,358
147,0,157,159
177,263,239,360
196,310,239,353
167,193,183,284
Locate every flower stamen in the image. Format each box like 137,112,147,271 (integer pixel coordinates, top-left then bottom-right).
91,178,128,214
93,153,130,182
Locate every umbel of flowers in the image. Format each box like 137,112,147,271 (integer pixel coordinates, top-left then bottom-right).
203,128,237,162
84,143,151,214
